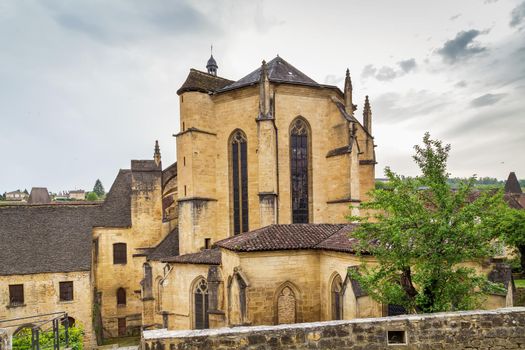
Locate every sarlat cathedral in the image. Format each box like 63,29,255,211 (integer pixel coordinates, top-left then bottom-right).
0,55,517,347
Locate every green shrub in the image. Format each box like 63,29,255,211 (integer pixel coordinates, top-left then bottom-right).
12,324,83,350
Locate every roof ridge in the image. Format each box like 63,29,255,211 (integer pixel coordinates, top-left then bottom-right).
189,68,233,82
313,224,351,248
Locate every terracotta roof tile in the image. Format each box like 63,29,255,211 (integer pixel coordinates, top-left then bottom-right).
214,224,360,253
163,249,221,265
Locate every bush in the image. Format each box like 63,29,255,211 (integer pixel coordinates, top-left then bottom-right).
86,192,99,201
12,324,84,350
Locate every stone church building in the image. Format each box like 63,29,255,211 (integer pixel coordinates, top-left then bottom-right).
0,55,514,345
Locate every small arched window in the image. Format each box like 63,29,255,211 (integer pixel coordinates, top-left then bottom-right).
193,278,209,329
290,118,310,223
113,243,127,264
331,274,343,320
117,288,126,306
230,130,249,234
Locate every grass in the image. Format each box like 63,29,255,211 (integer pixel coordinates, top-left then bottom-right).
102,336,140,347
515,279,525,288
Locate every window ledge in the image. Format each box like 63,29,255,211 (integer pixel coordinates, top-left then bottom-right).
58,300,74,304
7,303,26,309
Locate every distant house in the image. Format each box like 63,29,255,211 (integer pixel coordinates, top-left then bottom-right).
5,190,28,201
69,190,86,200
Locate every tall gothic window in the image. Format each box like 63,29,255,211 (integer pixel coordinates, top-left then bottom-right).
194,279,209,329
290,118,310,223
231,130,249,234
331,274,343,320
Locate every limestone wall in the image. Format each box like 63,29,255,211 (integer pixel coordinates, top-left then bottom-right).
142,307,525,350
0,271,93,345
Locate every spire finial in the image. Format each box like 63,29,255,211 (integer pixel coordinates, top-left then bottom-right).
363,96,372,134
154,140,161,166
344,68,353,114
206,47,218,76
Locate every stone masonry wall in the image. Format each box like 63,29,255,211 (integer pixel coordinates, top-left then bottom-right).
142,307,525,350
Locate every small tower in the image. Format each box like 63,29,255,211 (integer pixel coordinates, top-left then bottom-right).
206,46,218,76
363,95,372,134
344,68,354,115
153,140,161,166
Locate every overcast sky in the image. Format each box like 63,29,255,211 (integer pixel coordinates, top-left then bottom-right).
0,0,524,193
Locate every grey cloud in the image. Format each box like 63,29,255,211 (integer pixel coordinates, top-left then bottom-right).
484,0,499,3
437,30,487,64
470,93,507,107
45,0,217,43
376,66,397,81
361,58,417,81
450,14,461,21
510,1,525,27
362,64,377,78
455,80,467,88
398,58,417,73
373,90,451,122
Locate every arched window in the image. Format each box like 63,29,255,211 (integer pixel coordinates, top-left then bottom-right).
331,274,343,320
143,263,153,299
230,130,249,234
290,118,310,223
193,279,209,329
117,288,126,306
277,286,296,324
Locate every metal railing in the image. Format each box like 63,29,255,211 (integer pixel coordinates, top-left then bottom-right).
0,312,70,350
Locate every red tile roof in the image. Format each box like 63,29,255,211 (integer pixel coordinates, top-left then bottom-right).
214,224,360,253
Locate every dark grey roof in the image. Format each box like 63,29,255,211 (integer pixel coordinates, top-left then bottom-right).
28,187,51,204
163,248,221,265
214,224,360,253
504,172,522,194
177,69,233,95
0,170,132,275
148,228,179,261
218,56,320,92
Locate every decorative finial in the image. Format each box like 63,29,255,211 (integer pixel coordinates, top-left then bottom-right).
344,68,353,114
211,44,213,56
363,96,372,134
154,140,161,166
206,48,218,76
346,68,350,77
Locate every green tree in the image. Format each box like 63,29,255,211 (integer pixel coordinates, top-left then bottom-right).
349,133,505,314
86,192,99,201
93,179,105,197
493,207,525,272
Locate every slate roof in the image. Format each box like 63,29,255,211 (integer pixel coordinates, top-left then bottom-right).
148,228,179,261
504,172,522,194
163,249,221,265
0,170,132,275
176,69,233,95
218,56,320,93
214,224,360,253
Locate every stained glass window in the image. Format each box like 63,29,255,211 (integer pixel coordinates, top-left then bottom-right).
290,119,309,223
231,130,249,234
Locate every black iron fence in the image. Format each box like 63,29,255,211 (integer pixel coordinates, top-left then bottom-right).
0,312,70,350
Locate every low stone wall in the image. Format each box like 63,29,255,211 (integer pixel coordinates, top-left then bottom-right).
142,307,525,349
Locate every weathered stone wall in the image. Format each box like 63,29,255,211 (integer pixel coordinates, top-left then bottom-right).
176,82,376,251
0,271,94,347
142,307,525,350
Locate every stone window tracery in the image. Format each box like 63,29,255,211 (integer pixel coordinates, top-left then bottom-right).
194,278,209,329
290,118,310,223
230,130,249,234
